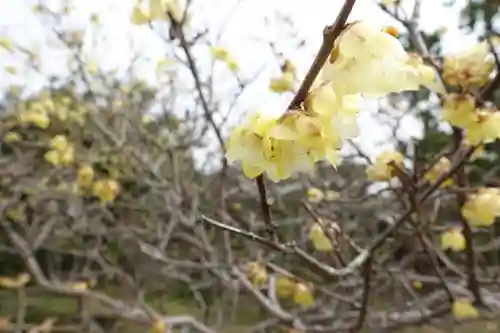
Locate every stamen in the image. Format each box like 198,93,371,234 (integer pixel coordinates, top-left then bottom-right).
382,26,399,38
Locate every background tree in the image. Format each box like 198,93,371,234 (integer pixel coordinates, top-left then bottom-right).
1,0,500,333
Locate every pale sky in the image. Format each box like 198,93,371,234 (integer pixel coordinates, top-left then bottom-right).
0,0,479,169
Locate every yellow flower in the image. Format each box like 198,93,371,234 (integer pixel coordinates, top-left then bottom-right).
5,66,17,75
211,46,230,60
0,273,30,290
230,202,242,210
50,135,69,151
131,5,149,25
307,188,324,203
381,0,398,5
304,83,361,139
282,59,297,77
273,111,342,167
77,165,95,187
452,299,479,320
293,283,314,308
32,4,45,13
323,21,439,97
3,132,21,143
252,269,268,287
65,281,89,291
142,115,154,124
461,188,500,226
90,13,100,24
269,72,295,93
366,150,404,181
468,144,485,161
17,110,50,129
0,37,14,52
443,41,494,89
226,85,362,181
6,205,26,223
464,110,500,145
308,223,333,252
275,275,296,298
246,262,268,287
59,146,75,165
92,179,120,203
150,320,166,333
442,93,477,129
441,228,466,252
86,61,99,75
225,112,313,182
412,280,423,289
424,156,453,187
211,46,239,72
44,150,60,165
226,58,239,72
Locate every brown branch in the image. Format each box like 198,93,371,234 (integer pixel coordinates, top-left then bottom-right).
287,0,357,109
252,0,357,247
351,255,372,332
255,175,277,240
452,128,483,305
0,217,218,333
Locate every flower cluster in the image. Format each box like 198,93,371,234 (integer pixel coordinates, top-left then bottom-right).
423,156,453,187
461,187,500,227
45,135,75,166
246,262,315,308
442,93,500,145
443,41,494,89
366,150,404,182
226,21,439,181
441,187,500,253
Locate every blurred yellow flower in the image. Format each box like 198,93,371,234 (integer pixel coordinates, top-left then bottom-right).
0,273,30,290
307,188,324,203
441,227,466,252
92,179,120,203
366,150,404,181
275,275,296,298
293,283,314,308
452,298,479,320
308,223,333,252
462,188,500,226
424,157,453,187
3,132,21,143
50,135,69,151
77,165,95,187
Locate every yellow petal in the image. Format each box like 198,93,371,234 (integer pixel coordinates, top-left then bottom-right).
275,275,296,298
0,273,30,289
131,6,150,25
452,299,479,320
293,283,314,307
307,188,324,203
150,320,167,333
308,224,333,252
441,228,466,252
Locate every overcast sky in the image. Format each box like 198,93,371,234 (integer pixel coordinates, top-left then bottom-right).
0,0,478,167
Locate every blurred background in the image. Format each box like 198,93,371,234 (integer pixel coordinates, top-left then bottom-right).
1,0,500,332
